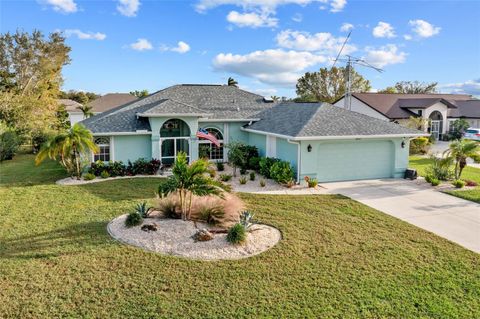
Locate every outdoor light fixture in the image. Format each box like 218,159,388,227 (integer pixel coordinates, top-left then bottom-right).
307,144,312,152
401,140,406,148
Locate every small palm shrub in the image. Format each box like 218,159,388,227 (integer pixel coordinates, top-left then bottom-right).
259,179,266,187
430,178,440,186
216,162,225,171
199,205,225,225
226,223,246,244
239,176,247,184
83,173,96,180
249,172,255,181
452,180,466,188
100,170,110,179
125,212,142,227
135,201,154,218
425,156,454,181
220,174,232,182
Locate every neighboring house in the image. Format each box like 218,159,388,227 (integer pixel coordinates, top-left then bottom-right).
58,99,84,125
334,93,480,140
59,93,138,125
80,84,425,183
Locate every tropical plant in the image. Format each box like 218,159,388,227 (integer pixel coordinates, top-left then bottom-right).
83,173,96,181
226,223,246,244
409,137,430,155
227,77,238,87
0,127,20,161
240,167,247,175
452,180,466,188
249,172,256,181
219,174,232,182
239,176,247,184
430,178,440,186
304,176,318,188
425,156,454,181
270,161,295,184
77,104,94,119
259,179,266,187
199,205,225,225
100,170,110,179
135,201,154,218
443,140,479,179
35,123,98,179
259,157,280,178
226,141,247,176
248,157,261,171
125,212,142,227
449,119,470,140
216,162,225,171
157,152,229,220
239,211,255,231
157,198,180,219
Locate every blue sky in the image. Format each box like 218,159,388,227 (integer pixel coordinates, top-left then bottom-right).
1,0,479,97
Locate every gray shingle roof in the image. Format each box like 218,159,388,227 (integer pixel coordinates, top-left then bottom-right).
246,102,425,138
138,99,211,116
449,100,480,118
81,84,274,133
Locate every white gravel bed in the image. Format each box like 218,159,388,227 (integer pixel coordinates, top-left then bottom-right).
107,215,282,260
56,175,166,185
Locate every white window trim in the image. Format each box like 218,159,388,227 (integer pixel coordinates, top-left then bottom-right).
92,136,113,162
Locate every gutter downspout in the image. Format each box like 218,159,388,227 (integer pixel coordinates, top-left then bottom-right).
287,139,301,183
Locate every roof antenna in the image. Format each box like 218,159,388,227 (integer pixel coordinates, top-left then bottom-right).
332,31,384,111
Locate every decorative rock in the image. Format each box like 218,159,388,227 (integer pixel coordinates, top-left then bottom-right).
141,223,158,232
192,228,214,242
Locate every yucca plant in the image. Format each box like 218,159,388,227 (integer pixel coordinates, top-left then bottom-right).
239,211,255,231
135,201,154,218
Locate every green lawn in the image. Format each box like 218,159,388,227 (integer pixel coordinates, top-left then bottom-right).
0,155,479,318
409,156,480,203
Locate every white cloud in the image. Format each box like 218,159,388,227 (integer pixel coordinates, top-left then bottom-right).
403,34,412,40
276,29,356,55
117,0,140,17
292,13,303,22
330,0,347,13
161,41,191,54
439,79,480,96
364,44,406,68
130,38,153,51
340,23,354,32
372,21,396,38
409,19,441,38
42,0,77,13
212,49,326,86
227,10,278,28
64,29,106,40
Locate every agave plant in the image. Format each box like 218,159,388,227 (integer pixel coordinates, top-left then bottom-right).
135,201,154,218
239,211,255,231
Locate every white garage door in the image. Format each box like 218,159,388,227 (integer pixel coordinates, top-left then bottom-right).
316,140,394,182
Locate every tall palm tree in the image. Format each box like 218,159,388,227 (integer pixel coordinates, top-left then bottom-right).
158,152,230,220
227,77,238,87
443,140,479,179
77,104,94,118
270,95,280,102
35,123,98,179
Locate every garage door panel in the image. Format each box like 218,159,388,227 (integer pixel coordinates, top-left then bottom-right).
316,141,393,182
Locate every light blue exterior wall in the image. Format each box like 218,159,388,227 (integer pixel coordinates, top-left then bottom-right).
276,137,298,174
113,135,151,162
248,132,267,157
298,137,408,182
228,122,249,143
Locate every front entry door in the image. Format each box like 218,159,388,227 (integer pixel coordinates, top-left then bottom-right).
160,137,190,165
431,121,440,140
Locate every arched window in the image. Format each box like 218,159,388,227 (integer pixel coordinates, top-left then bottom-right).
198,128,224,161
94,137,110,162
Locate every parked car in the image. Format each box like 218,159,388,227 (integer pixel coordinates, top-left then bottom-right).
463,128,480,141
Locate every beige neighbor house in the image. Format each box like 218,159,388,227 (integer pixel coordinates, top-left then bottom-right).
334,93,480,140
59,93,138,125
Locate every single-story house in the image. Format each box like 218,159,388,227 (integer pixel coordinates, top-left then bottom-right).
80,84,425,182
60,93,138,125
334,93,480,140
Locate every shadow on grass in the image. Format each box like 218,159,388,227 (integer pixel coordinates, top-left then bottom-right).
0,221,113,260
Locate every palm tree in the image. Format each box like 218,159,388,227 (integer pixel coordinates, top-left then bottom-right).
443,140,479,179
227,77,238,87
77,104,94,118
158,152,230,220
270,95,280,102
35,123,98,179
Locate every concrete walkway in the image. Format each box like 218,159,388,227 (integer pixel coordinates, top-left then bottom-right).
321,179,480,253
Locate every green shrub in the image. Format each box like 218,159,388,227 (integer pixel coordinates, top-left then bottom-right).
0,130,20,161
216,162,225,171
158,199,180,219
125,212,142,227
430,178,440,186
199,205,225,225
304,176,318,188
270,161,295,184
239,145,259,169
259,157,280,178
424,174,433,184
409,137,430,155
471,153,480,163
239,176,247,184
135,201,154,218
219,174,232,182
31,130,50,153
425,156,454,181
88,160,106,176
226,223,246,244
259,179,266,187
452,180,466,188
248,157,261,171
100,170,110,179
83,173,96,181
209,169,216,178
249,172,255,181
240,167,247,175
109,160,126,177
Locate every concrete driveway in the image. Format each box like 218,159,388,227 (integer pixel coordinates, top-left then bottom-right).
321,179,480,253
